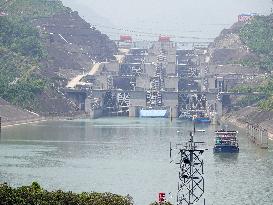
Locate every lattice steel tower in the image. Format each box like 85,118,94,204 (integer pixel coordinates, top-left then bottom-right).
171,132,206,205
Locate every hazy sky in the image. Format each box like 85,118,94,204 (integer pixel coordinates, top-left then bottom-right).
62,0,272,41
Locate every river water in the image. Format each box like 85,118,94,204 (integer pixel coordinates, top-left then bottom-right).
0,118,273,205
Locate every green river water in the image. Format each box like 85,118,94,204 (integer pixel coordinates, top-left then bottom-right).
0,118,272,205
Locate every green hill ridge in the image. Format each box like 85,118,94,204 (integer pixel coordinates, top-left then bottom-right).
0,0,116,114
234,14,273,111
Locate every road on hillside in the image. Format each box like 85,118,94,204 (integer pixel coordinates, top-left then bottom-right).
66,63,101,88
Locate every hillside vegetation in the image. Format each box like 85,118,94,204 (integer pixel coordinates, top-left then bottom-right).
0,182,133,205
0,0,116,114
232,77,273,111
239,14,273,71
230,14,273,111
0,0,64,110
0,13,48,110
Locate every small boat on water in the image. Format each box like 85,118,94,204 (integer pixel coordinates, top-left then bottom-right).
196,129,206,133
192,113,211,123
179,111,211,123
213,130,239,153
193,116,211,123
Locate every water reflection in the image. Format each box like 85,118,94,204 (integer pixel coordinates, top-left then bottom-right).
213,153,239,163
0,118,272,205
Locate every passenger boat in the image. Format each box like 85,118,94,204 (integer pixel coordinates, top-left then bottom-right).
213,130,239,153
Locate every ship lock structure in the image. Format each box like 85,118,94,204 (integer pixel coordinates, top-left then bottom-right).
66,40,225,119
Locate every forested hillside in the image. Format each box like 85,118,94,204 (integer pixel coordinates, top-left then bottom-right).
0,0,55,110
239,14,273,71
0,0,116,114
232,14,273,111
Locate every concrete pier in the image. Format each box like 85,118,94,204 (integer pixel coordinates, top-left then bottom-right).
90,109,103,119
247,123,269,149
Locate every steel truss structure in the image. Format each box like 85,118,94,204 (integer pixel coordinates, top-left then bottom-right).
117,92,130,113
178,94,207,114
172,133,206,205
146,91,163,107
102,91,117,113
107,75,113,90
102,91,131,115
88,90,101,111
